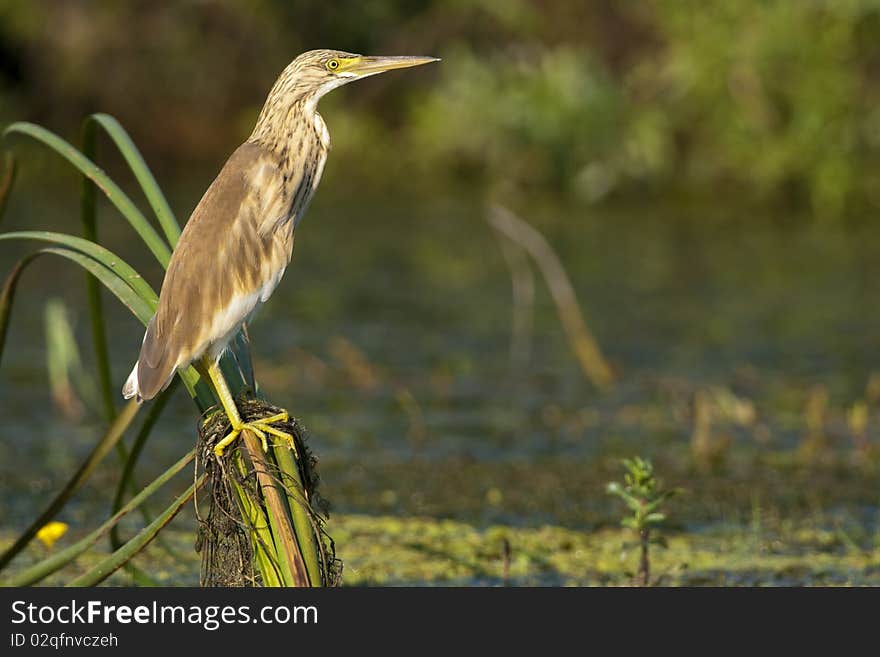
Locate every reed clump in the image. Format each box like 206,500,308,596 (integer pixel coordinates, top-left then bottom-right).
197,399,338,587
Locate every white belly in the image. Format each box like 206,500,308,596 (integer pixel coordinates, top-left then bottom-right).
202,266,286,361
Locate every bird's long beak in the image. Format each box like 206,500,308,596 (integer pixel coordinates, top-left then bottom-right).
351,55,440,76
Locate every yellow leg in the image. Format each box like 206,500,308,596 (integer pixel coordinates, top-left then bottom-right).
204,359,295,456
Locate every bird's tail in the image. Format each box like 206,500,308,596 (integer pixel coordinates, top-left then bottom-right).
121,316,177,401
122,361,141,400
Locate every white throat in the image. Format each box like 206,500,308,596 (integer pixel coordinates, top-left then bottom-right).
303,73,356,116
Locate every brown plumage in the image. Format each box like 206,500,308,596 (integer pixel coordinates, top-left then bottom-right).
123,49,438,401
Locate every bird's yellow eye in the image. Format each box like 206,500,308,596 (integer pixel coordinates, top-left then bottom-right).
326,59,340,71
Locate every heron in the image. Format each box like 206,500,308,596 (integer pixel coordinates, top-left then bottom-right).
122,49,438,455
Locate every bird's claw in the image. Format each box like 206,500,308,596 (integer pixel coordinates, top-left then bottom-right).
213,411,295,457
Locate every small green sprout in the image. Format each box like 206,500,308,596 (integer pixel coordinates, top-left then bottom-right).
606,457,682,586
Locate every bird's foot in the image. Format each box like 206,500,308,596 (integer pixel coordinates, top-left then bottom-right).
213,410,296,456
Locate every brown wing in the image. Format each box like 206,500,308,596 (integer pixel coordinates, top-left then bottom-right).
133,141,285,400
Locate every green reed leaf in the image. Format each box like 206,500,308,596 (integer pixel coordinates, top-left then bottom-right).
3,449,195,586
67,474,206,587
84,113,181,248
3,122,171,267
0,400,141,572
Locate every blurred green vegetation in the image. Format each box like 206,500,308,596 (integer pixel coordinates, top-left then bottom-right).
2,1,880,217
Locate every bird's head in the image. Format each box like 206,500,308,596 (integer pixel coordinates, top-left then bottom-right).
251,49,438,144
274,49,439,107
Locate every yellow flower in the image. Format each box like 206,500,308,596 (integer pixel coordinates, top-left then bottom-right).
36,521,69,549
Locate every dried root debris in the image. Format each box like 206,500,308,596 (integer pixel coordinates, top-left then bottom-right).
194,398,340,586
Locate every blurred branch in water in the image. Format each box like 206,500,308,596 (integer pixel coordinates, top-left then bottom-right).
800,384,830,463
487,205,614,391
690,389,732,473
328,336,428,449
493,230,535,374
395,386,428,450
329,336,382,392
